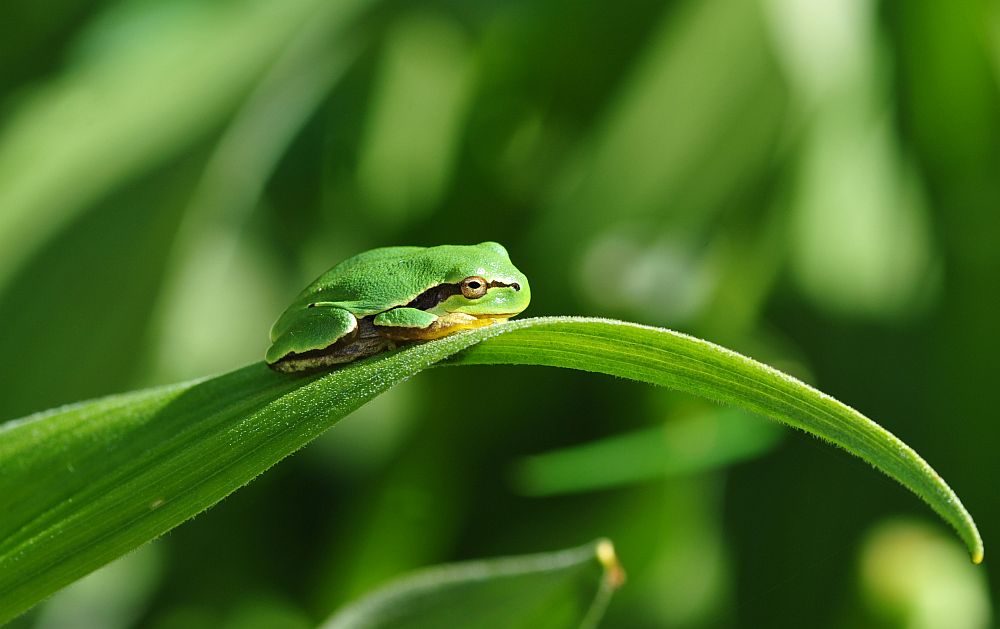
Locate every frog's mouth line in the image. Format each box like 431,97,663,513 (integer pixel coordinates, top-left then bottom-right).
470,312,518,320
405,280,521,312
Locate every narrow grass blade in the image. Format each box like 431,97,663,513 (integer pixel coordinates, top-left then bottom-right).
513,408,784,496
0,316,982,623
321,539,624,629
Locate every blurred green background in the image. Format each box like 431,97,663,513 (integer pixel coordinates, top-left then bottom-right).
1,0,998,627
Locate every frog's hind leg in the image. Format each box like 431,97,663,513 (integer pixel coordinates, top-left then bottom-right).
267,307,387,373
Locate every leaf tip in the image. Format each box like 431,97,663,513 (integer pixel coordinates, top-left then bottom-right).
595,539,625,589
965,522,984,564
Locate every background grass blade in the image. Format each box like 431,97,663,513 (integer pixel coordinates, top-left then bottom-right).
0,316,982,623
321,539,623,629
512,407,784,496
0,0,364,295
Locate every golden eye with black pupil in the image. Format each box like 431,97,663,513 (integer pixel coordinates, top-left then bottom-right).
461,276,488,299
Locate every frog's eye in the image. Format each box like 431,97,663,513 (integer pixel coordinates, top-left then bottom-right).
461,276,488,299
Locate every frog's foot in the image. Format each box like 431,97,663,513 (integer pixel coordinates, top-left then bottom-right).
373,308,505,341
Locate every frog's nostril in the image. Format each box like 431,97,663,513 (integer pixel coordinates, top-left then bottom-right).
511,283,521,292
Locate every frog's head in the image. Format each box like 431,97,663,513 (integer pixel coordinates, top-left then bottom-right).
432,242,531,320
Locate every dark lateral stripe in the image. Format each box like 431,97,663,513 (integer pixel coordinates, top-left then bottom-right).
404,280,518,311
405,283,463,311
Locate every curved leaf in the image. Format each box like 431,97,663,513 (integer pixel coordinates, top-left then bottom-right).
0,317,982,623
445,318,983,563
321,539,623,629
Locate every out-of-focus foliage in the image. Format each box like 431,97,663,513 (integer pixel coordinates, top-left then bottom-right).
854,520,991,629
0,0,997,626
512,407,784,496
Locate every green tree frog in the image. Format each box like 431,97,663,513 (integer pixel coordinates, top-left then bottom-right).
266,242,530,372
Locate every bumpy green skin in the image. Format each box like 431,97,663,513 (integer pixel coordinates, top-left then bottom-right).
266,242,530,372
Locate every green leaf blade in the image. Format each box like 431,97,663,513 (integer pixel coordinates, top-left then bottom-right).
446,317,984,564
0,316,982,623
0,328,515,622
321,539,623,629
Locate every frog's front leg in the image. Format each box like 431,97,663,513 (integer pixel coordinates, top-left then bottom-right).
373,307,494,341
373,308,440,341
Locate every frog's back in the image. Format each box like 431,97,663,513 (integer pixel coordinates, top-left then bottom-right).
317,246,423,284
298,246,433,313
286,243,517,318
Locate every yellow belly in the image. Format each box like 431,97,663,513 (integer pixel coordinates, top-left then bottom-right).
380,312,509,341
